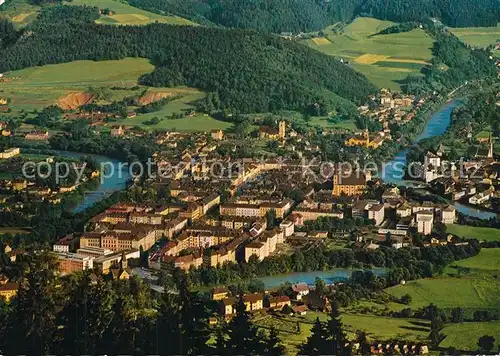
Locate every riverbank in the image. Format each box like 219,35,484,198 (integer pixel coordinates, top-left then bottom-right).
257,268,386,289
382,98,497,220
49,150,132,213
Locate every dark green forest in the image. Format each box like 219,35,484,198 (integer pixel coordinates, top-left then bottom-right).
128,0,500,33
0,6,376,115
360,0,500,28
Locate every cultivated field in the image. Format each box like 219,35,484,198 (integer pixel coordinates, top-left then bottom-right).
450,24,500,48
302,18,434,90
447,224,500,241
66,0,195,26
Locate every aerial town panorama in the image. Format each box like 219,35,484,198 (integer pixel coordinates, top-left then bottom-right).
0,0,499,354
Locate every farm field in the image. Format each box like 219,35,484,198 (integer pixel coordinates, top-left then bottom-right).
446,224,500,241
450,24,500,48
254,311,429,354
1,58,154,112
302,18,434,90
440,322,500,351
66,0,195,26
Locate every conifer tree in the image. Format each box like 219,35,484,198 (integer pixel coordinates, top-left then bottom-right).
225,295,265,355
265,327,286,356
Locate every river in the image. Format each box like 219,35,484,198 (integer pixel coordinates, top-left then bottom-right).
53,151,131,213
381,99,497,220
258,268,386,289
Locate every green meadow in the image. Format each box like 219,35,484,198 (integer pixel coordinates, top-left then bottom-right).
254,311,429,355
302,17,434,90
386,277,500,310
450,24,500,48
1,58,231,132
447,224,500,242
446,248,500,273
387,248,500,312
440,322,500,351
2,58,154,112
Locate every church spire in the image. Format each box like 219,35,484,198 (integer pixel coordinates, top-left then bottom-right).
488,132,494,159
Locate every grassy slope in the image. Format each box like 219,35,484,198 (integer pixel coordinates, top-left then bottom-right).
123,88,232,132
254,311,429,354
386,249,500,350
66,0,195,26
2,58,231,132
450,24,500,48
2,58,154,111
387,248,500,310
0,0,195,27
447,224,500,241
446,248,500,272
440,322,500,351
386,277,500,309
302,18,434,90
0,0,39,27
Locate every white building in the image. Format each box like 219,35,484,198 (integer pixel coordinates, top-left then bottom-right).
280,220,295,237
368,204,385,226
416,211,434,235
439,205,456,225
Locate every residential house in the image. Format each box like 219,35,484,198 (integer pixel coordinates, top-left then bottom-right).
211,287,229,301
291,282,310,301
0,282,19,302
269,295,291,310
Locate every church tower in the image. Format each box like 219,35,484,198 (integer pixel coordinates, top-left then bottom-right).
487,132,494,159
121,251,128,270
279,121,286,139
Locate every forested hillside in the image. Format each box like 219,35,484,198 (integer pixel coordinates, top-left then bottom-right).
360,0,500,28
404,21,497,94
128,0,365,33
0,6,377,115
128,0,500,32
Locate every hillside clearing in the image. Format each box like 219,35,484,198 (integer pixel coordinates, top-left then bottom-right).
1,58,153,112
123,88,232,132
65,0,195,26
302,17,434,90
450,24,500,48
